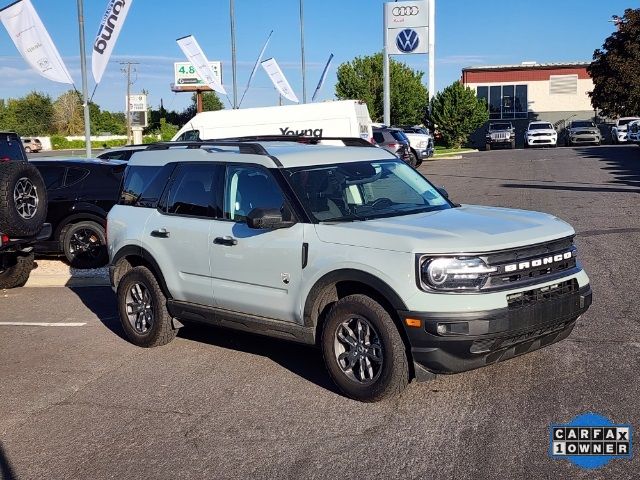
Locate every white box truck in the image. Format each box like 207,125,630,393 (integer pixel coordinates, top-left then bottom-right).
172,100,373,142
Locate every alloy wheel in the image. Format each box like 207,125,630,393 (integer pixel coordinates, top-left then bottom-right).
126,282,154,334
69,228,103,261
14,177,39,220
334,315,384,383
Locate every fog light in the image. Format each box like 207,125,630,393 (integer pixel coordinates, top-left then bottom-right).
436,324,448,335
436,322,470,335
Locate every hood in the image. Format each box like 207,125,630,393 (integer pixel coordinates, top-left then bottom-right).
314,205,574,254
569,127,598,134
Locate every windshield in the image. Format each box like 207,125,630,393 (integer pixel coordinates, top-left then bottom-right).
571,121,595,128
619,118,639,126
286,160,450,222
489,123,511,131
529,123,553,130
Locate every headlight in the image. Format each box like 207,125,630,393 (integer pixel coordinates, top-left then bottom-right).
419,257,497,291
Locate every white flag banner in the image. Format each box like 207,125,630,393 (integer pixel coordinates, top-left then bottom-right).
176,35,226,95
261,57,299,103
312,53,334,102
0,0,73,84
92,0,134,84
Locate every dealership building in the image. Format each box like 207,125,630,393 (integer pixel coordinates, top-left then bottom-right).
461,62,598,147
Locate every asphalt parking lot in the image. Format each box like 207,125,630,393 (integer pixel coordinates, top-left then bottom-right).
1,145,639,479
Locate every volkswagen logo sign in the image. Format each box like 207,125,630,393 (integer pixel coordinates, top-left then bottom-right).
396,29,420,53
392,6,419,16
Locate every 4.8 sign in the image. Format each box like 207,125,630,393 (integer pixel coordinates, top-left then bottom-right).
173,61,222,88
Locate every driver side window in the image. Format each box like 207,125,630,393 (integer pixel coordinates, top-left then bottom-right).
224,165,285,223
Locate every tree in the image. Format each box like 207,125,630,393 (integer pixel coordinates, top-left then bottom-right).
335,52,428,125
53,90,84,135
181,92,225,120
588,8,640,117
426,81,489,149
6,92,54,136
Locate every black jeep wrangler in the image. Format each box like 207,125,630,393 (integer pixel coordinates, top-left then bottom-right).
0,132,50,289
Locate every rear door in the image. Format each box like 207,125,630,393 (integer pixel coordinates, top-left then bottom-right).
210,164,305,322
143,162,223,305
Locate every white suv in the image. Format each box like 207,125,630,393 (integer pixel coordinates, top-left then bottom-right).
611,117,640,144
108,138,592,402
524,121,557,148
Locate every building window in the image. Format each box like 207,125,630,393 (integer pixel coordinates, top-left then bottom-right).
477,85,528,119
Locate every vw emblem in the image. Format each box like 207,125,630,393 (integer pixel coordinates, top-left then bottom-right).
392,6,419,16
396,29,420,53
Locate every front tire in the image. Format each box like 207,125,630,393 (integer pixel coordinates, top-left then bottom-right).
117,266,177,348
408,151,418,168
0,253,34,289
63,221,108,269
485,143,491,151
321,294,409,402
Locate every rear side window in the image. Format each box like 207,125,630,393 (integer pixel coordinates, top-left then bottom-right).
37,165,66,190
120,165,175,207
65,167,89,187
0,134,26,161
164,163,222,218
99,151,130,161
373,132,384,143
177,130,201,141
391,131,408,142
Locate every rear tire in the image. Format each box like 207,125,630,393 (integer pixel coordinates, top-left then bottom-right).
63,221,108,269
321,294,409,402
0,253,34,289
117,266,177,348
0,162,47,237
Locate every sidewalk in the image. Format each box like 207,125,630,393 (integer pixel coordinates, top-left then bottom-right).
25,259,110,288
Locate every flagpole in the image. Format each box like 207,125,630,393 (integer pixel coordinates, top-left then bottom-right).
76,0,91,157
230,0,238,109
299,0,307,103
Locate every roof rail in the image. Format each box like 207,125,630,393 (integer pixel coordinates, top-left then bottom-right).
214,135,376,148
144,140,270,156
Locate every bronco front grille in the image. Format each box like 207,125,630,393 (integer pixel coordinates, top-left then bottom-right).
481,236,578,290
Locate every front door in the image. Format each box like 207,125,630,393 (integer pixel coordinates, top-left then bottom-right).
211,164,304,323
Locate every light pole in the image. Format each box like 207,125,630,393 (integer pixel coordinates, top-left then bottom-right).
76,0,91,157
230,0,238,108
299,0,307,103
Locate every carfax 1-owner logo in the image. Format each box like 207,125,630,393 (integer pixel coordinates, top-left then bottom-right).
549,412,633,469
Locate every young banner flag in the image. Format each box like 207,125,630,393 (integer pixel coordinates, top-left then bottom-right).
261,58,299,103
312,53,334,102
92,0,134,84
0,0,73,84
176,35,226,95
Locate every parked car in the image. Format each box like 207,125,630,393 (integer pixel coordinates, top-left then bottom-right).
372,126,412,164
485,122,515,150
22,137,43,153
395,125,434,166
31,158,126,269
565,120,601,146
627,119,640,145
0,132,50,288
524,121,557,148
97,145,147,161
108,137,591,402
611,117,640,144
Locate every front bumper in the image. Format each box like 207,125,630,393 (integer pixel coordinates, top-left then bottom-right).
570,135,600,144
399,282,592,374
526,136,556,146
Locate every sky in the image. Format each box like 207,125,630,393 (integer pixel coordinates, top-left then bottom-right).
0,0,633,113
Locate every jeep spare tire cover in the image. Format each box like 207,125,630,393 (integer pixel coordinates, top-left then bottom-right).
0,162,47,237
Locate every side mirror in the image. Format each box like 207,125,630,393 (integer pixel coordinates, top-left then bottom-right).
247,208,295,230
437,186,449,199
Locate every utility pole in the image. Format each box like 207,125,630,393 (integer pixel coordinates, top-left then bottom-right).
76,0,91,158
299,0,307,103
230,0,238,108
120,62,139,144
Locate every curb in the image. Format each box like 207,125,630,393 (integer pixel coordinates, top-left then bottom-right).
24,260,110,288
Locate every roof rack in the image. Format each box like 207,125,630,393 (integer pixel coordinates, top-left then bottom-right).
214,135,375,148
144,140,270,156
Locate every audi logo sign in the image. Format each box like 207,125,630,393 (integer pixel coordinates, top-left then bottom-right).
392,6,420,16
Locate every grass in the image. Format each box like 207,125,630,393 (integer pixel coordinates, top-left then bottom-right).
433,146,477,156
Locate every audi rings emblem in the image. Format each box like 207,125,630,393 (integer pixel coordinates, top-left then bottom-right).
392,6,419,16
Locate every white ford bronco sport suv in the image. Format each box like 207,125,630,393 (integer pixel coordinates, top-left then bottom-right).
108,137,592,402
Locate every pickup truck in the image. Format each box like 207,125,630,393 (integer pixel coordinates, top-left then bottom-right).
0,132,50,288
395,126,434,166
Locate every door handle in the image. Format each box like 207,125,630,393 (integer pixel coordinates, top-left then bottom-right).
151,228,170,238
214,236,238,246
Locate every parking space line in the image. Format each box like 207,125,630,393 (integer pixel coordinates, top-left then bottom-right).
0,322,87,327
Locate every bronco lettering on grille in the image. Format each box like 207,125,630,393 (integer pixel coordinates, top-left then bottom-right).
504,251,573,273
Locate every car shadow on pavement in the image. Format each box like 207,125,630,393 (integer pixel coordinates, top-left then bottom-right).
0,442,17,480
177,323,340,395
68,286,340,395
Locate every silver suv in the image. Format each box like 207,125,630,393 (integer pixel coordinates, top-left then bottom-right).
108,138,592,402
